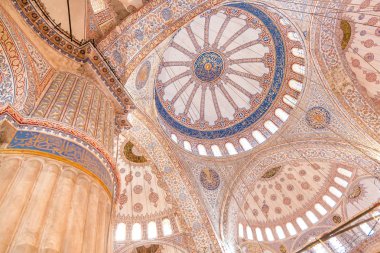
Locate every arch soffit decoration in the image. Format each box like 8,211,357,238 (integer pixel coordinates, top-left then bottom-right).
309,0,380,142
0,6,37,113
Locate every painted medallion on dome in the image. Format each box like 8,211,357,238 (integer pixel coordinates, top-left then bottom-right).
135,60,151,90
193,51,224,82
200,168,220,190
306,106,331,129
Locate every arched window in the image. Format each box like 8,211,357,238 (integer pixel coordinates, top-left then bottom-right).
162,218,173,236
329,186,342,198
323,195,336,207
147,221,158,239
225,143,238,155
131,223,142,241
255,228,264,241
289,79,303,92
264,120,278,134
292,64,306,75
238,223,244,238
197,144,207,156
239,138,252,151
315,203,327,215
286,222,297,236
291,48,305,58
275,226,285,239
275,108,289,122
184,141,192,151
115,223,126,241
296,217,308,230
337,167,352,178
265,228,274,241
211,145,222,157
283,95,297,108
287,32,300,41
306,211,318,224
171,134,178,143
280,18,290,26
252,130,266,144
334,177,348,188
246,226,254,240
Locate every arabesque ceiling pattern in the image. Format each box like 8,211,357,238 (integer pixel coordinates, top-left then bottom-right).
1,0,380,252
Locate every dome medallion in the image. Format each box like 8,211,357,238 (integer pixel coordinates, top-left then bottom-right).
155,2,305,156
194,51,224,82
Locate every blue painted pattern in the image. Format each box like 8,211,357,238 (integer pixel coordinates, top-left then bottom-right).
155,2,285,139
8,131,113,191
193,51,224,82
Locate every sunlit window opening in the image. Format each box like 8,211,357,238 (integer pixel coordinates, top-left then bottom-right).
283,95,297,108
275,226,286,239
252,130,266,144
265,227,275,241
323,195,336,207
197,144,207,156
238,223,244,238
239,138,252,151
147,221,158,239
306,211,319,224
264,120,278,134
315,203,327,215
115,223,126,241
225,142,238,155
256,228,264,241
246,226,254,240
337,167,352,178
275,108,289,122
211,145,222,157
329,186,343,198
131,223,142,241
162,218,173,236
296,217,308,231
286,222,297,236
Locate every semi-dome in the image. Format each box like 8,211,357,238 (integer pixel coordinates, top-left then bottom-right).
155,2,306,156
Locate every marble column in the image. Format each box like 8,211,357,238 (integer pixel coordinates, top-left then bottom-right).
12,163,60,253
0,153,112,253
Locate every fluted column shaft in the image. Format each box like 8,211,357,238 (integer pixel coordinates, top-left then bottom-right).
0,153,112,253
0,159,42,252
12,163,60,253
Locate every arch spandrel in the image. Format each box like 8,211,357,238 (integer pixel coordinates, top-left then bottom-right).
122,110,222,252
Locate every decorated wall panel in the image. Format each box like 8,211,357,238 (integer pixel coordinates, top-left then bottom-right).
0,9,33,111
311,0,380,140
32,72,116,152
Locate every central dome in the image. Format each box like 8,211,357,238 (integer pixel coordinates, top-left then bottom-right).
155,2,305,156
